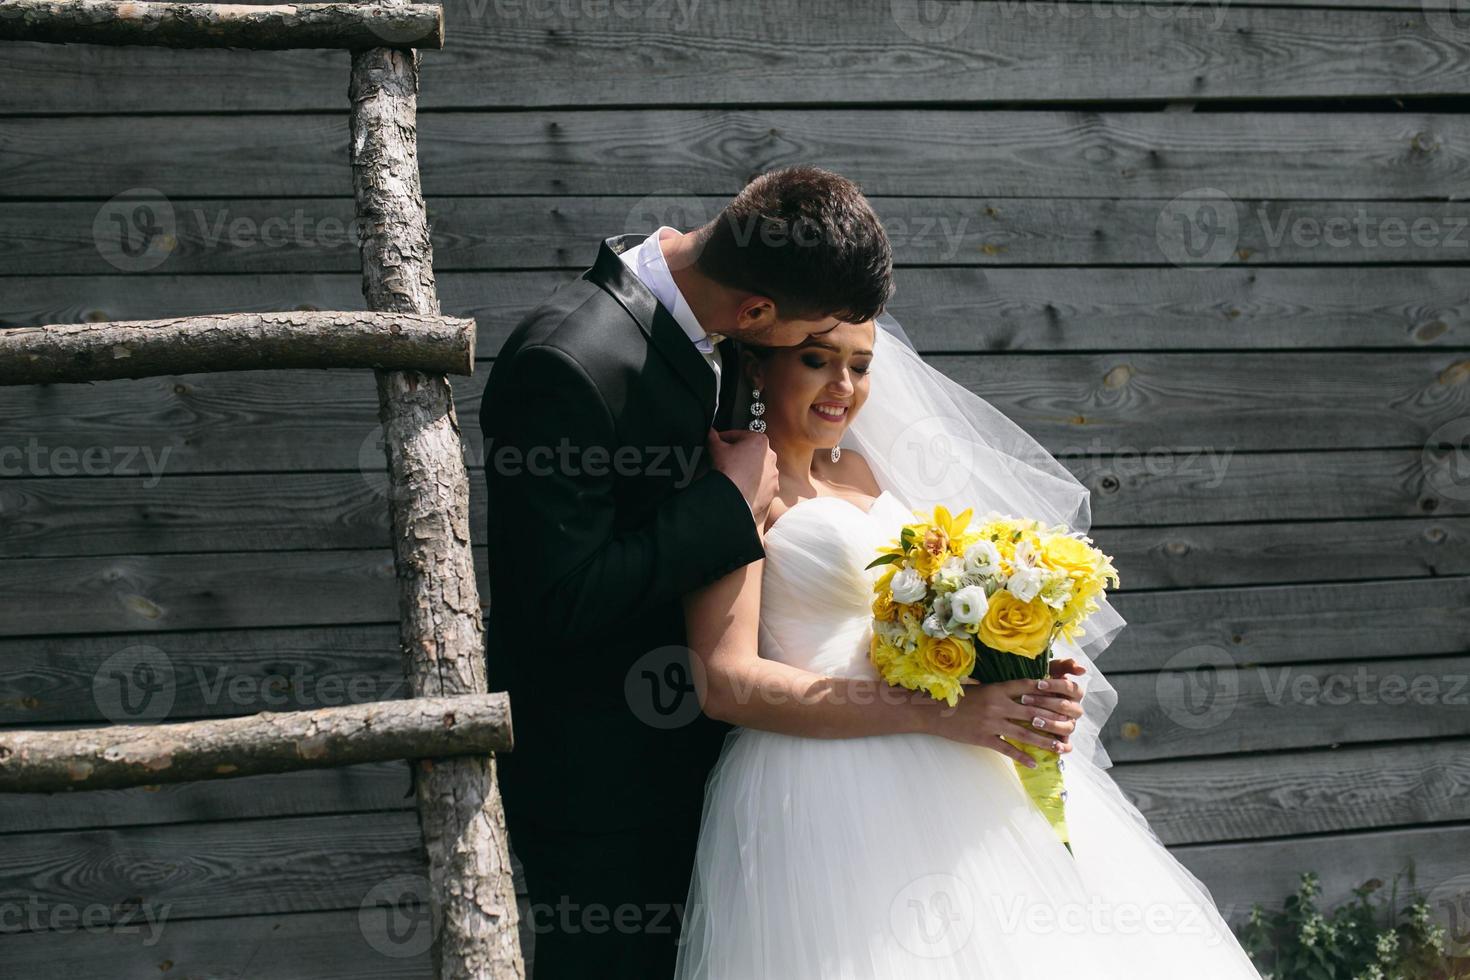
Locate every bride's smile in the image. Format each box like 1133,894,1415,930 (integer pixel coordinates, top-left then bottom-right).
744,320,876,452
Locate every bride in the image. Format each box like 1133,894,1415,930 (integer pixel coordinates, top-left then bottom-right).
675,314,1263,978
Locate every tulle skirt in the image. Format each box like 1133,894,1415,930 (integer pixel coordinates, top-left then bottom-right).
674,727,1262,979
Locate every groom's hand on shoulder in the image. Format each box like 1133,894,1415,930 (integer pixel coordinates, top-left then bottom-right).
705,429,779,526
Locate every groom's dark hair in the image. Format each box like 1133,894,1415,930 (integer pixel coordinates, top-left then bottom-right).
693,166,893,323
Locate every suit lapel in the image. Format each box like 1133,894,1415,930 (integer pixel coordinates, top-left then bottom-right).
586,235,718,426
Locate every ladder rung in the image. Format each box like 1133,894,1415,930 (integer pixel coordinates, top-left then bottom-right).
0,0,444,50
0,310,476,384
0,693,512,793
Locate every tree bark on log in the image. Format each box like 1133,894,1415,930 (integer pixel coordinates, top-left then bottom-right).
0,694,511,794
350,24,525,980
0,0,444,49
0,311,475,385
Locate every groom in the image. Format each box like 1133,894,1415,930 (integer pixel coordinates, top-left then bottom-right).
479,166,895,978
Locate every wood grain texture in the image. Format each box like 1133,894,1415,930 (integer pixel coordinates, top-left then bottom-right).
1174,823,1470,925
11,196,1470,274
0,811,426,931
3,447,1462,561
2,353,1467,476
1111,739,1470,845
7,267,1470,354
0,624,406,726
5,0,1470,112
2,907,434,979
3,110,1466,199
0,760,413,834
1102,655,1470,762
1,518,1466,632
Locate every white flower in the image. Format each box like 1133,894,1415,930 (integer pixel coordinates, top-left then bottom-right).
962,539,1002,575
934,556,968,589
1007,564,1044,602
1013,538,1041,568
949,585,989,625
922,613,950,638
890,567,927,604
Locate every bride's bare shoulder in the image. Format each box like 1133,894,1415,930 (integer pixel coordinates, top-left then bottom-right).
820,448,882,498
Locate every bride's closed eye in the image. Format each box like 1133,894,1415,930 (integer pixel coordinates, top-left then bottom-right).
800,354,871,375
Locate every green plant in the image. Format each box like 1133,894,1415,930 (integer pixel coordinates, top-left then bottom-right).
1236,866,1464,980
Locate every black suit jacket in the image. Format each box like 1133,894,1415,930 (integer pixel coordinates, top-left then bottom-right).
480,235,766,837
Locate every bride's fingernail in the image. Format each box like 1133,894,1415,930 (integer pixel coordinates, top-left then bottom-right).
1032,717,1045,729
1020,695,1030,705
1037,680,1049,690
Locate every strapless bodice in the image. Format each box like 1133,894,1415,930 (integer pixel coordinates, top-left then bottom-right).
757,489,914,679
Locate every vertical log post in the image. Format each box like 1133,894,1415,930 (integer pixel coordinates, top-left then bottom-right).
348,25,524,980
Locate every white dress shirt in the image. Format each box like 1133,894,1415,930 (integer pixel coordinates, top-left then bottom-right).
618,226,723,406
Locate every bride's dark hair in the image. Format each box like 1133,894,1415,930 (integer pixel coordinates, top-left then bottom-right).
693,165,893,324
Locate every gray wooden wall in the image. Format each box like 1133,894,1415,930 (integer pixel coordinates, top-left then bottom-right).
4,0,1470,975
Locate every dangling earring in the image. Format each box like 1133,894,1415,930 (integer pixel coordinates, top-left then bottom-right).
831,446,842,463
748,388,766,433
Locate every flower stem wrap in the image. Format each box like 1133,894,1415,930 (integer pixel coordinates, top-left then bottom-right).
972,645,1073,855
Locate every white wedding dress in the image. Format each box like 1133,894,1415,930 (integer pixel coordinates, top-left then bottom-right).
673,489,1263,980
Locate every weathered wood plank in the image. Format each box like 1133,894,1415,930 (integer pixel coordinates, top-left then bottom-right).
0,760,413,834
1103,655,1470,763
1,354,1466,480
6,268,1470,354
11,196,1470,273
1176,823,1470,926
3,448,1460,560
0,624,406,726
1105,577,1470,672
4,579,1466,725
1111,739,1470,846
1093,517,1470,590
5,1,1470,112
2,515,1467,636
3,110,1467,199
2,907,433,979
0,811,425,931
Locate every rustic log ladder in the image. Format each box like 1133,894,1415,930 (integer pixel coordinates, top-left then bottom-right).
0,2,524,976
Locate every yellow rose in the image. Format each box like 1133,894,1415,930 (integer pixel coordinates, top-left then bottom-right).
978,591,1055,658
1042,534,1101,582
916,634,976,679
872,591,899,622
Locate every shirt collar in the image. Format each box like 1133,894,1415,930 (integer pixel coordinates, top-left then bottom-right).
618,227,721,351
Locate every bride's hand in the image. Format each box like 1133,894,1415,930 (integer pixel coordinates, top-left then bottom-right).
928,677,1084,768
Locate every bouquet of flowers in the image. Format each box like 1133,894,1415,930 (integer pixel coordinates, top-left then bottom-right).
866,505,1120,853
